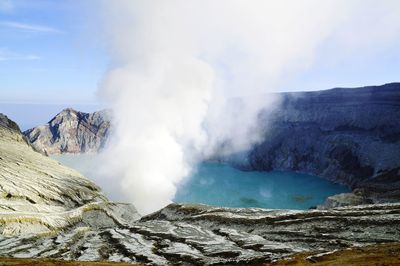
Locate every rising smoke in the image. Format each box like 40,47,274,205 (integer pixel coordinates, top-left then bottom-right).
96,0,400,214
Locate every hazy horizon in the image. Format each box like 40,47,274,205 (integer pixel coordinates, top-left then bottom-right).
0,102,104,130
2,80,400,131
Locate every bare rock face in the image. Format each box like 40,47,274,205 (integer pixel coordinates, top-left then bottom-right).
318,190,371,209
226,83,400,204
0,203,399,265
1,113,400,265
0,113,139,237
0,113,21,132
23,108,111,155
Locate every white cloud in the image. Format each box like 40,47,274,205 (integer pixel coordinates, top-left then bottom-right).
0,49,41,61
0,21,61,33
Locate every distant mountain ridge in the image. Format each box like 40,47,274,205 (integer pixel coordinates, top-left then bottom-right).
24,108,111,154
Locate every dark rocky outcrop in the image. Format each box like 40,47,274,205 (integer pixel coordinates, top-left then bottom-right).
23,108,111,154
0,113,21,132
225,83,400,204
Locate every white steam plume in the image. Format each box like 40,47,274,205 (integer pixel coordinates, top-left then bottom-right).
97,0,400,214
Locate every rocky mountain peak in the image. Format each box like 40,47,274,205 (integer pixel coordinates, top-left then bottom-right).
55,107,79,117
24,108,111,154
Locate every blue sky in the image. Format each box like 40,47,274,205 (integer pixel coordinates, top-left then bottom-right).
0,0,106,104
1,0,400,129
1,0,400,103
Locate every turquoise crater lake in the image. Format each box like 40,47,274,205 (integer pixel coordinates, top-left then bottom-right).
53,155,350,210
174,162,350,210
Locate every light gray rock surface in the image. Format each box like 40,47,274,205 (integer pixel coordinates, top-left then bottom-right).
0,113,139,237
317,190,371,209
0,203,399,265
1,113,400,265
23,108,111,154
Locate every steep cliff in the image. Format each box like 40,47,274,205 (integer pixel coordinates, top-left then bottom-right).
226,83,400,203
23,108,111,154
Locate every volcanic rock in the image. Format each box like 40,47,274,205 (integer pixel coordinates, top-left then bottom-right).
23,108,111,154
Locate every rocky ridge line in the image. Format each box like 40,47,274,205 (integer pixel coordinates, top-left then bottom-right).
23,108,111,155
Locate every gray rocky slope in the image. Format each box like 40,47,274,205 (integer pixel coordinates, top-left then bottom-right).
1,113,400,265
0,113,139,236
24,108,111,154
1,201,400,265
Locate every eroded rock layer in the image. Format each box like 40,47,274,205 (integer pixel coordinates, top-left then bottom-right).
0,203,399,265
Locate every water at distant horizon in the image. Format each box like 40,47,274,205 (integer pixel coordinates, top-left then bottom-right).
53,155,350,210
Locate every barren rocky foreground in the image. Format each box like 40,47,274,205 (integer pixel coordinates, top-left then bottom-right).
1,242,400,265
1,113,400,265
0,203,399,265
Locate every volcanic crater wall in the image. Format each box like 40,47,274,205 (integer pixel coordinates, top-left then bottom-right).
231,83,400,201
